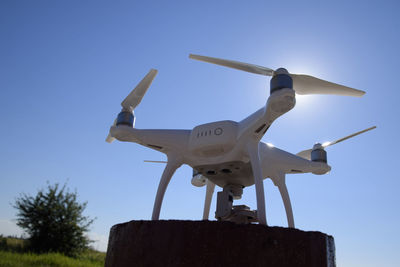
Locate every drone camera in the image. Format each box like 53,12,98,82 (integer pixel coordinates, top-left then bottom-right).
216,189,233,219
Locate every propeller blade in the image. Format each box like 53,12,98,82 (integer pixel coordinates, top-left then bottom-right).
322,126,377,148
296,126,376,160
189,54,275,76
296,149,313,160
189,54,365,97
121,69,158,111
290,74,365,97
105,119,117,143
144,160,168,163
105,134,115,143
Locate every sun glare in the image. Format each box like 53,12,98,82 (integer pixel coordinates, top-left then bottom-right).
295,94,315,107
283,59,327,110
322,141,331,147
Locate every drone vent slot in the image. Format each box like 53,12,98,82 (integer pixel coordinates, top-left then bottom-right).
262,125,270,134
255,124,266,133
147,144,163,150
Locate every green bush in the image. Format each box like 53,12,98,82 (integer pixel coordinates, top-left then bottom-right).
13,183,95,257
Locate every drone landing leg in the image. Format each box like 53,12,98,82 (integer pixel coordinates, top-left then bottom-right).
202,179,215,220
247,143,267,225
151,160,181,220
277,182,295,228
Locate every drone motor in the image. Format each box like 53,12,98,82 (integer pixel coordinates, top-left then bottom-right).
116,111,135,127
311,143,327,163
270,68,293,94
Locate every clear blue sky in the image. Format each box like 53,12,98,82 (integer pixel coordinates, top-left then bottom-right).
0,0,399,265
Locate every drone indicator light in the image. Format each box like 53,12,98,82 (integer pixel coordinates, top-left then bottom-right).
214,127,223,135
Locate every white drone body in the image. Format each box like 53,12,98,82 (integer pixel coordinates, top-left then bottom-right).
106,54,376,227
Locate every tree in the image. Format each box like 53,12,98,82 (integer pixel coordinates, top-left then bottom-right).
13,182,95,256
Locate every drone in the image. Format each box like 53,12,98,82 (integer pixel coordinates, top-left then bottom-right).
106,54,376,227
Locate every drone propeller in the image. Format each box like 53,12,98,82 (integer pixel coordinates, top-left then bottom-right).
106,69,158,143
296,126,376,160
121,69,158,112
189,54,365,97
105,119,117,143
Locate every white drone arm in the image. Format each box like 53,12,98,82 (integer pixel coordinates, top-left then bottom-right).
238,88,296,142
202,179,216,220
238,107,269,138
110,127,191,155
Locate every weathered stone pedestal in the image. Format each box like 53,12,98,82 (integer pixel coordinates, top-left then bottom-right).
105,220,335,267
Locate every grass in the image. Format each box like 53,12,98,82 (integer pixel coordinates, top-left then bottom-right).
0,251,104,267
0,236,105,267
0,236,27,252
